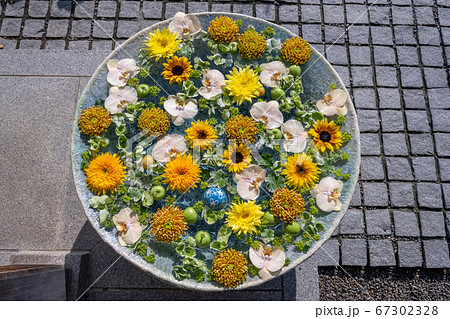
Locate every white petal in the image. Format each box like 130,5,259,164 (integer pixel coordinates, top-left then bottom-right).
207,69,225,85
121,86,138,103
107,59,118,71
316,192,337,212
283,135,307,153
105,95,123,114
164,96,179,116
107,69,125,87
172,115,185,126
281,119,304,136
266,248,286,273
247,164,266,180
319,176,341,191
336,104,348,116
109,86,120,95
119,226,142,246
258,268,273,280
180,100,198,120
310,184,320,198
237,180,260,200
316,100,338,116
260,70,277,87
249,244,265,268
331,89,347,106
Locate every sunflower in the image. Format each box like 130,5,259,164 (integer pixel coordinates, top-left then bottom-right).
224,66,262,105
185,120,218,150
281,153,320,191
222,143,252,173
162,153,201,193
161,56,193,85
143,28,181,61
308,119,343,152
84,153,126,195
211,248,248,288
225,200,264,236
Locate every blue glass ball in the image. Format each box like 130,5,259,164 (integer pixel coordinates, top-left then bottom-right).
203,187,227,210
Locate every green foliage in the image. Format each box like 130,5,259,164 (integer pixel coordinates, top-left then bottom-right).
148,86,160,96
262,26,276,39
127,77,139,88
249,265,259,277
159,96,167,106
342,132,352,142
165,195,176,206
193,201,204,212
335,115,346,126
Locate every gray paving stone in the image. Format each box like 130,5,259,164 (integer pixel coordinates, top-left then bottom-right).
397,46,419,66
412,157,437,182
46,19,69,38
339,209,365,234
28,1,49,18
0,252,11,266
71,20,92,38
69,40,89,50
92,40,113,51
392,6,414,25
423,240,450,268
93,20,115,39
143,1,163,19
74,1,95,18
360,133,381,155
417,183,443,209
418,26,441,46
403,89,426,109
369,240,396,266
415,6,436,26
363,182,389,207
424,68,448,88
438,159,450,182
349,46,371,65
369,6,390,25
348,26,370,44
394,26,416,45
357,110,379,133
380,110,404,132
401,67,423,88
383,133,409,156
45,39,66,49
393,211,420,237
281,24,299,36
444,184,450,210
352,66,373,87
323,5,344,24
435,133,450,156
390,182,415,208
51,1,72,18
301,5,321,23
397,241,423,267
325,26,345,44
431,111,450,134
4,1,26,17
374,46,396,65
284,257,319,301
386,157,413,181
439,8,450,27
445,212,450,235
233,4,253,16
19,39,42,49
0,18,22,37
350,183,362,206
22,20,45,37
353,88,376,109
98,1,117,18
346,4,369,24
301,24,322,44
366,209,391,235
333,66,350,86
341,239,367,266
406,110,431,133
428,88,450,109
361,156,385,181
165,2,186,19
279,5,299,23
409,134,434,155
442,28,450,46
371,26,394,45
211,4,231,13
378,88,401,109
325,45,348,65
141,20,158,31
376,66,398,87
256,4,276,22
419,211,446,237
188,2,208,14
314,239,339,266
0,39,17,49
117,21,139,39
119,1,140,18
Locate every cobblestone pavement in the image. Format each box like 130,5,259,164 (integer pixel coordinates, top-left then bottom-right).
0,0,449,300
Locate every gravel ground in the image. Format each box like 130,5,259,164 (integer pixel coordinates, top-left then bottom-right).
319,267,449,301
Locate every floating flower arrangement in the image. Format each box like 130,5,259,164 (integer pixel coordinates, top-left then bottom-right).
77,13,353,288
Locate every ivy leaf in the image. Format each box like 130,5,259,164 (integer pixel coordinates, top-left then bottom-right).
266,173,285,192
118,135,129,149
173,266,189,281
208,170,228,188
89,195,109,209
210,241,228,251
315,223,324,233
216,225,232,242
260,153,274,169
260,229,275,243
98,209,109,226
142,190,153,207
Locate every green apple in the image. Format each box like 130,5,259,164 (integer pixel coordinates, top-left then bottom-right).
229,42,238,54
194,231,211,248
150,185,166,200
262,211,276,227
270,128,282,139
183,207,198,224
137,84,150,98
271,87,285,100
289,65,301,77
285,222,301,236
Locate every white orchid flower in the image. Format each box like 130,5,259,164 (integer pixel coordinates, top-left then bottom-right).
113,208,145,246
260,61,289,88
250,100,284,129
152,134,187,163
169,12,201,38
163,95,198,126
311,176,344,212
104,86,138,114
106,58,140,87
249,242,286,280
233,165,266,200
281,119,308,153
198,69,225,100
316,89,348,116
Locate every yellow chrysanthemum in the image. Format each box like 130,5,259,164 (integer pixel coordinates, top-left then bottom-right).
226,200,264,236
270,188,305,223
162,153,201,193
185,120,218,150
212,248,248,288
224,114,258,144
150,205,188,243
208,16,240,43
161,56,193,85
281,153,320,190
222,143,252,173
84,153,126,195
281,36,312,65
138,107,170,137
143,28,181,61
78,105,111,136
308,119,343,152
237,29,267,59
224,66,262,105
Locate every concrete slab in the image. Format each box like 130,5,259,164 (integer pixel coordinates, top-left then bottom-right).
284,256,319,300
